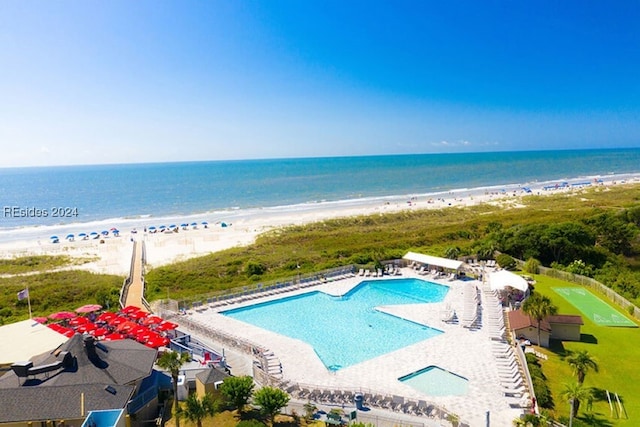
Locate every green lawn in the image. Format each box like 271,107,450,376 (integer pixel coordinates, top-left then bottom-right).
530,274,640,426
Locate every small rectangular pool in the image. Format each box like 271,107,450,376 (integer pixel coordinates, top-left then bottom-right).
399,365,469,396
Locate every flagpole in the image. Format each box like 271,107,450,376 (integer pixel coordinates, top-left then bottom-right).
26,285,32,319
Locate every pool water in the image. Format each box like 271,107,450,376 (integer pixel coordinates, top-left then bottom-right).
222,278,448,370
399,366,469,396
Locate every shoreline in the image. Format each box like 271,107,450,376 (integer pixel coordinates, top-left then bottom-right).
2,174,640,276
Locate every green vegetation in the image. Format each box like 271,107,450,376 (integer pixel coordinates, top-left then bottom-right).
529,275,639,425
0,270,122,324
220,376,255,413
181,393,219,427
252,386,290,426
525,353,553,409
522,293,558,346
0,254,93,275
157,350,191,427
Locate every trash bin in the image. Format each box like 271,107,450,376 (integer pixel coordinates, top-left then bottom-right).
354,393,364,410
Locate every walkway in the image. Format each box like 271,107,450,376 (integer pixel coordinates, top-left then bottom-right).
123,238,148,312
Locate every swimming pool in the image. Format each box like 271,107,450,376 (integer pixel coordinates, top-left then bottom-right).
399,365,469,396
222,278,448,370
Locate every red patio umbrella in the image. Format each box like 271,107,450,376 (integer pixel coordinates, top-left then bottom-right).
116,320,138,333
128,310,149,320
33,316,49,324
155,321,178,331
75,322,97,333
141,315,163,326
89,327,109,337
69,316,90,326
75,304,102,313
49,311,77,320
108,316,128,326
97,311,117,322
103,333,126,341
146,335,170,348
121,305,141,314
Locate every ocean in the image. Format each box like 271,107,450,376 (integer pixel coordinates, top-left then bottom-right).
1,148,640,242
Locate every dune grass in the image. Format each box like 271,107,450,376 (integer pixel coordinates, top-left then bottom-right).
530,274,640,425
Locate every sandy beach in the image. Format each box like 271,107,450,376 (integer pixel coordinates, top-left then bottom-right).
1,175,639,276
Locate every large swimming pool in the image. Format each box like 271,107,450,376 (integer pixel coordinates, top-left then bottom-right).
222,278,448,370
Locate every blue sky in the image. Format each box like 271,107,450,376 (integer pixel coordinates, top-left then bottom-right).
1,1,639,167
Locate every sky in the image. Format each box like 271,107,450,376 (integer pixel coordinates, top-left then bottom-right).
1,1,639,167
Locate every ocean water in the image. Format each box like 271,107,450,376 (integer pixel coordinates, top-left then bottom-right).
1,148,640,240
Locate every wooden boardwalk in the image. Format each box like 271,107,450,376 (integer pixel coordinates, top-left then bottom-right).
123,239,149,312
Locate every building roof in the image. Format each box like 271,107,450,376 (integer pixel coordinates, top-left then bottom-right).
403,251,465,271
0,383,134,423
547,314,584,325
0,319,68,366
0,334,157,423
196,367,229,385
0,334,157,388
508,310,552,332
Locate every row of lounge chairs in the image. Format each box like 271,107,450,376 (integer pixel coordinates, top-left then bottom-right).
460,282,479,328
285,385,444,418
357,265,402,277
202,269,356,310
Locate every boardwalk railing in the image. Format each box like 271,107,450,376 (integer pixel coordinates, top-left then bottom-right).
119,240,138,309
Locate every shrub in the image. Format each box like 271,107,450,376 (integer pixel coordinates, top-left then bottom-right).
236,421,266,427
496,253,516,270
523,257,541,274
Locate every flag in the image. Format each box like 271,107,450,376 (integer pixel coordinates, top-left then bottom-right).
17,289,29,301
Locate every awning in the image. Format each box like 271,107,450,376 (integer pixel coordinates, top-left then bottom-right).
403,251,465,271
489,270,529,292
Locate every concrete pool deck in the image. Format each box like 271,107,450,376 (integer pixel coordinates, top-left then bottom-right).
177,268,526,426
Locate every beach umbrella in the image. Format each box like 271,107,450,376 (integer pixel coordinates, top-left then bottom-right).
66,234,75,240
180,223,188,228
127,310,148,320
220,222,228,228
69,316,90,326
110,227,118,231
33,316,48,324
103,333,125,341
201,221,208,228
121,305,141,314
78,233,88,239
116,320,138,333
75,304,102,313
90,232,99,239
76,322,97,333
108,316,128,326
148,226,156,230
142,315,163,326
89,326,109,337
130,325,149,336
50,236,59,243
49,311,76,320
147,335,170,348
159,225,166,231
155,321,178,331
96,311,117,322
169,224,176,228
101,230,109,236
112,229,120,236
190,222,198,227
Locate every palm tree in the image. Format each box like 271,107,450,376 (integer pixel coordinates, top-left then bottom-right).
157,350,191,427
560,381,593,419
182,393,218,427
566,349,598,384
521,293,557,346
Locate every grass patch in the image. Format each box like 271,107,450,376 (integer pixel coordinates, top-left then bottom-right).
530,274,640,425
0,255,87,275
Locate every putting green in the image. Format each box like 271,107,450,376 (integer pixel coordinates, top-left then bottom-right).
553,287,637,327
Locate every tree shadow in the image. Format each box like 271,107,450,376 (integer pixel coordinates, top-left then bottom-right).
580,333,598,344
576,412,614,427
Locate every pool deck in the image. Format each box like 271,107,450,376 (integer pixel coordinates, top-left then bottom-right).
179,268,526,426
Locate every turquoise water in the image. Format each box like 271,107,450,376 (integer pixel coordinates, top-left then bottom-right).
223,278,448,370
399,366,469,396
